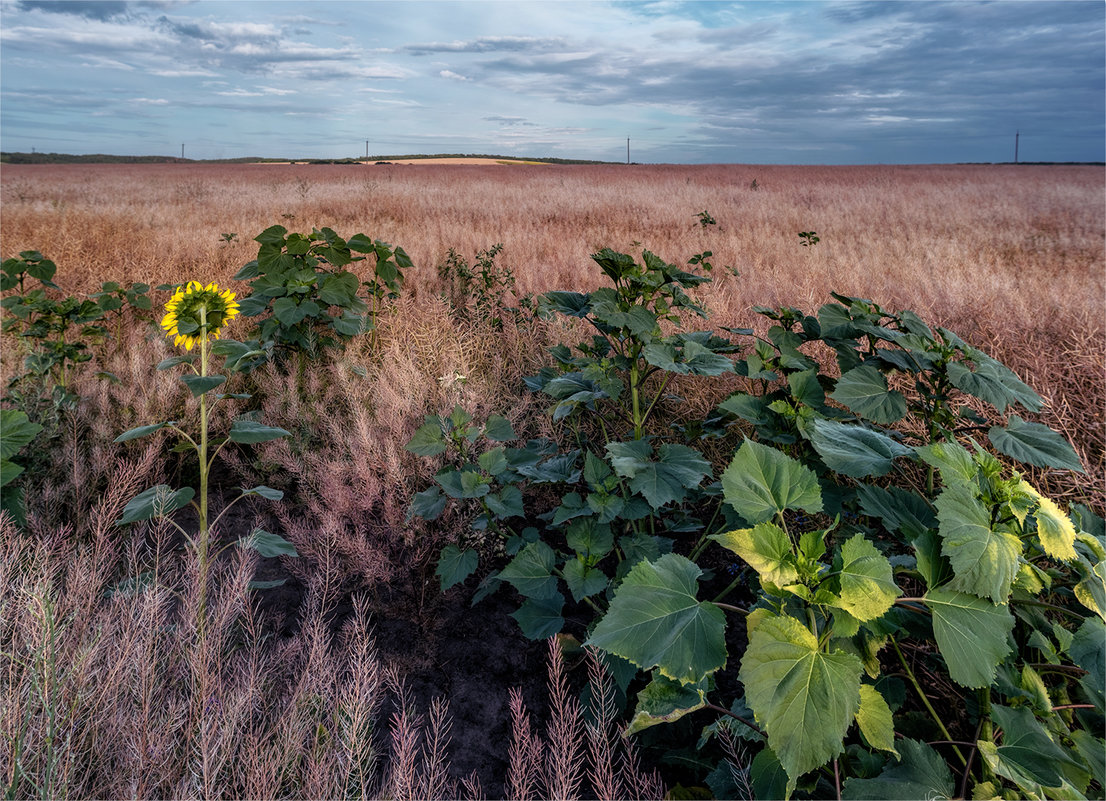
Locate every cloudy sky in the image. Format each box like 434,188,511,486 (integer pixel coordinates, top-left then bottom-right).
1,0,1102,163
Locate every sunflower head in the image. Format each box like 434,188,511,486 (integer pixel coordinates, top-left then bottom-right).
160,281,240,351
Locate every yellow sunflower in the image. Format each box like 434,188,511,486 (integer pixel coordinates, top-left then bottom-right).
160,281,240,351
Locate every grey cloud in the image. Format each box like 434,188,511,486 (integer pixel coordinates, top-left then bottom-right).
405,35,567,55
19,0,185,19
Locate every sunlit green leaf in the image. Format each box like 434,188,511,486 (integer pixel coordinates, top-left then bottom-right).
711,522,798,587
739,609,863,782
924,586,1014,688
837,534,900,622
936,483,1021,603
721,438,822,523
625,673,709,735
587,554,726,685
606,440,712,510
855,685,899,757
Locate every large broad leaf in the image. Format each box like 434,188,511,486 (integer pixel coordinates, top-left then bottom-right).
721,439,822,524
587,554,727,685
936,483,1021,603
436,545,478,590
643,338,732,376
511,592,565,640
830,364,907,425
924,586,1014,688
113,421,177,444
406,421,447,456
842,739,954,800
180,374,226,398
498,541,559,600
807,418,911,479
979,704,1086,790
836,534,900,622
739,610,863,782
855,483,936,541
483,414,516,442
538,290,591,318
1069,616,1105,694
115,485,195,526
625,673,709,735
989,415,1084,474
239,528,298,557
915,439,977,485
855,685,898,757
605,440,712,510
950,353,1044,413
0,410,43,460
711,522,798,587
228,420,291,444
1031,494,1078,562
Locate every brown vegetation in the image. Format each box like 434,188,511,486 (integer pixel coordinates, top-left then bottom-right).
1,163,1102,798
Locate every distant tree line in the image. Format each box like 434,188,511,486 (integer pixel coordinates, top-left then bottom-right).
1,152,618,165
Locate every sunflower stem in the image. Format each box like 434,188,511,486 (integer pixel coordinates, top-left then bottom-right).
197,305,210,640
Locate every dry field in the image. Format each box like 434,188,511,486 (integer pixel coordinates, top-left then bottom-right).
1,162,1103,798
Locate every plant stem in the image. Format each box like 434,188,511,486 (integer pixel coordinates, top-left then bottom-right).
196,308,210,638
712,575,744,604
890,635,966,766
704,703,767,739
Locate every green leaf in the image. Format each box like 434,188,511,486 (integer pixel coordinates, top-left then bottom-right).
830,364,907,424
924,586,1014,688
485,485,524,518
436,545,478,590
989,415,1084,473
180,374,226,397
249,579,287,590
855,483,935,541
511,592,565,639
239,528,298,557
240,485,283,500
483,414,516,442
836,534,900,622
228,420,291,444
1031,494,1078,562
587,554,727,685
1,460,24,488
750,748,792,801
115,485,195,525
1069,616,1105,694
855,685,899,757
408,486,446,521
0,409,43,459
915,439,977,485
980,704,1085,790
562,559,608,602
842,739,954,800
625,673,709,735
156,354,195,370
1074,558,1106,621
499,541,559,600
710,522,799,587
739,610,863,782
721,438,822,524
605,440,712,510
538,290,591,317
936,483,1021,603
271,296,310,326
406,420,447,456
807,418,911,479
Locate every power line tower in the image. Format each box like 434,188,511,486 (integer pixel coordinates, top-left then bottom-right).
626,137,630,165
1014,131,1019,164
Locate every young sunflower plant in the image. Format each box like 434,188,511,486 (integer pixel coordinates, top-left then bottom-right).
114,281,296,628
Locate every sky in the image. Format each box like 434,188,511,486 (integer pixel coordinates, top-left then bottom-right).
0,0,1103,164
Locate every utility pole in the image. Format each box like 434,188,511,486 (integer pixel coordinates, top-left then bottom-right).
366,140,369,160
1014,131,1019,164
626,137,630,165
182,143,185,160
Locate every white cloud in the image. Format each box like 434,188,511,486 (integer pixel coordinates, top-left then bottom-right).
439,69,469,81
